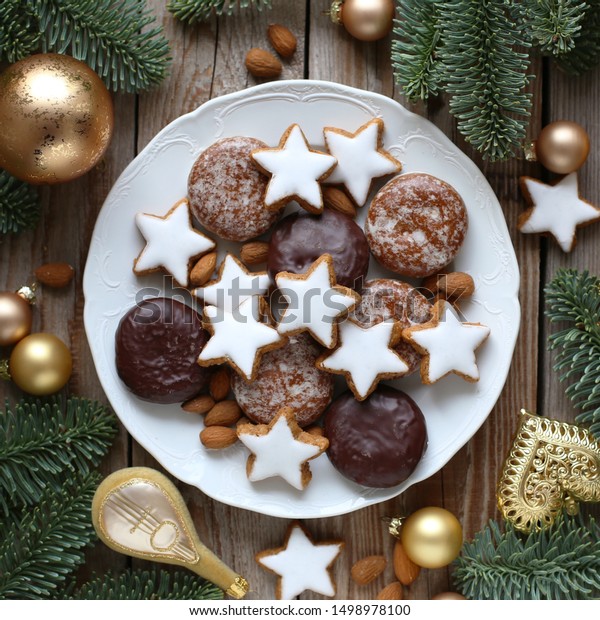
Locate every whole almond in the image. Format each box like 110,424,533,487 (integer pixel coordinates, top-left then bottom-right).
34,262,74,288
267,24,297,58
240,241,270,265
245,48,282,78
190,252,217,287
200,426,238,449
351,555,387,585
393,541,420,585
204,400,242,427
209,368,231,401
422,271,474,300
323,187,357,218
181,394,215,415
376,582,404,600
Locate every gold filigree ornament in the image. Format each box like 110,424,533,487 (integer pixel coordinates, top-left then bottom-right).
497,410,600,533
92,467,248,598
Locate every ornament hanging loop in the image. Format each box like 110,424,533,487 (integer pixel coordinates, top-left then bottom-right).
382,515,404,538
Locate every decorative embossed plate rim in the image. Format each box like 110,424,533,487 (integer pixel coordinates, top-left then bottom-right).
83,80,520,519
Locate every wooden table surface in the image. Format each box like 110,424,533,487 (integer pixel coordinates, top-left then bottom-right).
2,1,599,601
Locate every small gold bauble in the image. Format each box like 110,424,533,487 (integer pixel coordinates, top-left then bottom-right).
0,53,114,184
9,333,72,395
400,507,463,569
536,121,590,174
432,592,466,600
0,292,32,346
335,0,395,42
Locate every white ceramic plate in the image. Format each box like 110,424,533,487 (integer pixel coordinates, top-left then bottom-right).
84,80,520,519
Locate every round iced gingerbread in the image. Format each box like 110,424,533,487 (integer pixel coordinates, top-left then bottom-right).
188,136,279,242
365,173,468,277
231,334,333,427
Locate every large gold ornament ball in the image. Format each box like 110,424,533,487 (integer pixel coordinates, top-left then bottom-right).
9,333,73,395
0,53,114,184
536,121,590,174
0,292,32,346
432,592,466,600
400,507,463,569
341,0,395,41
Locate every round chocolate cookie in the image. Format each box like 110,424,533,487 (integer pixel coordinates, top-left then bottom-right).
188,136,279,242
365,173,468,278
115,297,211,404
231,334,333,427
324,386,427,488
353,279,432,375
268,208,369,290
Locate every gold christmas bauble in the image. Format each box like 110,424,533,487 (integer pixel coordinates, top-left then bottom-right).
536,121,590,174
0,292,32,346
432,592,466,600
332,0,395,42
0,53,114,184
9,333,72,395
400,507,463,569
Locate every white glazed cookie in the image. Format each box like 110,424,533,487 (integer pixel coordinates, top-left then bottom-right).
402,300,490,384
256,521,344,600
194,253,270,312
518,172,600,252
323,118,401,206
237,407,328,490
316,320,410,400
198,297,285,381
252,124,337,213
133,198,215,287
275,254,360,349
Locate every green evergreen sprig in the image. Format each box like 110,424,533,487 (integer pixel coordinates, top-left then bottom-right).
391,0,442,101
0,398,117,515
454,513,600,599
167,0,272,24
69,569,224,600
0,170,40,235
544,269,600,437
0,0,40,63
557,0,600,73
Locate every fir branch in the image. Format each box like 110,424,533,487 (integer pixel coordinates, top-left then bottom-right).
69,569,224,600
454,513,600,599
0,0,40,63
0,170,41,235
439,0,533,161
391,0,442,101
28,0,171,93
167,0,272,24
544,269,600,437
0,473,99,599
557,0,600,73
0,398,117,515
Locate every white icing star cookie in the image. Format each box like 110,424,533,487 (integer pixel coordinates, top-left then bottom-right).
252,124,337,214
256,521,344,600
324,118,402,206
134,199,215,287
402,300,490,384
317,320,410,400
275,254,360,349
194,253,270,312
237,408,328,490
198,297,285,381
519,172,600,252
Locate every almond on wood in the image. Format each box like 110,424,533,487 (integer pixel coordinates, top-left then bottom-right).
245,48,282,79
350,555,387,585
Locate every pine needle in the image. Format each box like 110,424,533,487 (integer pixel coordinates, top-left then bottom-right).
167,0,272,24
0,0,40,62
557,0,600,73
0,170,40,235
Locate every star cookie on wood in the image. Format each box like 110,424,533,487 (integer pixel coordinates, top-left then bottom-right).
198,297,285,381
519,172,600,252
256,521,344,600
134,198,215,287
237,407,328,490
194,253,270,312
275,254,360,349
402,300,490,384
316,320,410,400
252,124,337,213
323,118,402,206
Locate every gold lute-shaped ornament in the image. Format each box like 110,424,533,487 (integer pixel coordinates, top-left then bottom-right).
92,467,248,598
497,410,600,533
